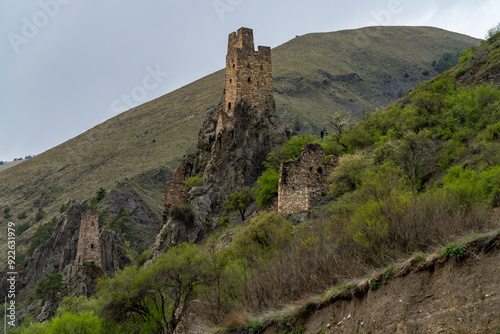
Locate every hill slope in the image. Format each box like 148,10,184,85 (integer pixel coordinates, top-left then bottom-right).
0,26,480,262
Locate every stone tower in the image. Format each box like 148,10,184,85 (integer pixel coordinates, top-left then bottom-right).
75,210,102,267
216,27,273,134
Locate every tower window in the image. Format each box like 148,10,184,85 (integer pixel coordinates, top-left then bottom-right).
248,78,251,83
232,64,235,68
91,243,94,249
228,102,232,109
230,79,232,83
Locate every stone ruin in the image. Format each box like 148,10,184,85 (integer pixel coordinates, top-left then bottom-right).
75,210,102,267
278,143,337,215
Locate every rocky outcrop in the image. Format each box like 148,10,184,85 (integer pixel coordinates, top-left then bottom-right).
21,203,82,289
63,262,104,297
204,97,289,194
100,230,130,276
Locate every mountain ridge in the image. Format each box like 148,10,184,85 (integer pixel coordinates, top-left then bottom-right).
0,26,480,264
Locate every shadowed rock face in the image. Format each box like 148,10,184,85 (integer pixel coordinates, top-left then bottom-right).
21,203,130,289
204,96,289,196
21,203,83,289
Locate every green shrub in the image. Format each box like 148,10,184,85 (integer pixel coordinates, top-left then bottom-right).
329,155,371,197
255,168,280,208
442,242,465,259
169,204,195,226
183,176,203,189
459,47,474,63
35,208,46,222
263,135,317,171
248,318,264,333
232,212,293,262
17,222,30,235
17,211,27,220
3,206,12,219
369,282,380,291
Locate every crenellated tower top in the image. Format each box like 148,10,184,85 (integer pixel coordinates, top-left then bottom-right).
217,27,273,134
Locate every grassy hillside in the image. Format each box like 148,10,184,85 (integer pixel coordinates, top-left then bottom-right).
0,27,479,263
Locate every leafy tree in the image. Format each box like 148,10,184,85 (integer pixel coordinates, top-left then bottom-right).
329,155,372,197
36,273,66,299
263,134,317,171
223,187,254,221
375,130,436,187
326,109,356,149
98,243,205,334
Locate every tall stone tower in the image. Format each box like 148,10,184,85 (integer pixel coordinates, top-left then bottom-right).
216,27,273,134
75,210,102,267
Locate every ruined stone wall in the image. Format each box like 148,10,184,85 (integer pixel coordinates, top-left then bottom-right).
217,27,273,134
278,143,337,215
75,211,102,267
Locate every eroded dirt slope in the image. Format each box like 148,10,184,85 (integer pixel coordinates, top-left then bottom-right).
263,239,500,334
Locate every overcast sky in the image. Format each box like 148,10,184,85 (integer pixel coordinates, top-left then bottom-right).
1,0,499,162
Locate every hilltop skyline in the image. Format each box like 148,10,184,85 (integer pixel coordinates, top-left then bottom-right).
1,0,499,161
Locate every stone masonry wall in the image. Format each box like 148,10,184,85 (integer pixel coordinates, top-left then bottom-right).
216,27,273,134
278,143,337,215
75,210,102,267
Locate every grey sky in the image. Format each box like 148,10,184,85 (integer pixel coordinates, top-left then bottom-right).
1,0,499,162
